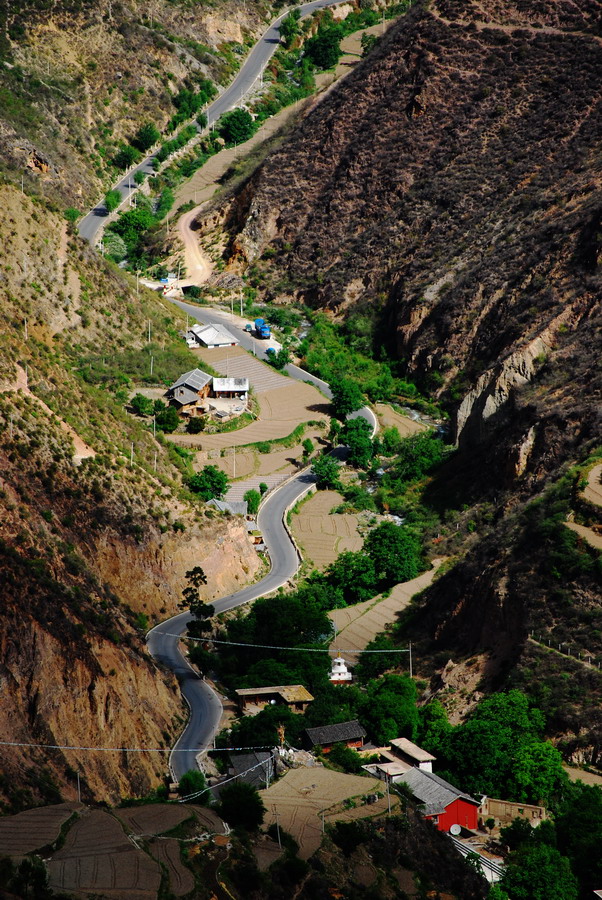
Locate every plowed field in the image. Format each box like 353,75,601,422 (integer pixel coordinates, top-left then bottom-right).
0,802,82,857
114,804,193,836
148,837,195,897
290,490,363,569
48,809,161,899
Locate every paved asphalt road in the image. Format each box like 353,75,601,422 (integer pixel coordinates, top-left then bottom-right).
78,0,348,244
147,301,376,781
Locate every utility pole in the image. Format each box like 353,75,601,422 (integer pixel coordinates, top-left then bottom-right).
24,318,28,341
233,446,236,479
130,442,134,467
21,173,24,195
387,776,391,814
409,641,413,678
240,291,243,317
150,355,154,377
136,270,140,298
77,772,81,803
153,416,156,438
230,294,234,317
148,319,151,343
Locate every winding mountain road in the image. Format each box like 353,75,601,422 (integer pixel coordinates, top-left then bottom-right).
147,303,376,781
78,0,349,244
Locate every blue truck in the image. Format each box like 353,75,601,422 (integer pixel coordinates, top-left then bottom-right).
254,317,271,339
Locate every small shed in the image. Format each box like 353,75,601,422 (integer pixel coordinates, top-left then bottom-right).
235,685,314,717
187,323,239,348
302,720,366,754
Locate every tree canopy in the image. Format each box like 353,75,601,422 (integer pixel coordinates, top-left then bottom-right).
312,454,341,490
219,108,255,145
219,782,266,831
359,674,418,745
329,377,364,420
188,465,229,501
499,843,578,900
342,416,374,468
305,26,343,70
364,522,422,586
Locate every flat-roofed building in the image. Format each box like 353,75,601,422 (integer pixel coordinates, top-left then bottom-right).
235,685,314,716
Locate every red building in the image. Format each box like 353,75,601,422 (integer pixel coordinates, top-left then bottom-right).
399,768,480,832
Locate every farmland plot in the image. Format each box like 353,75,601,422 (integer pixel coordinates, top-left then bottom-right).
114,804,193,836
148,837,195,897
0,802,82,857
48,809,161,899
290,490,363,570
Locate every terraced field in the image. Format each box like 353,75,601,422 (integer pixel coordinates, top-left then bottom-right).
374,403,427,437
290,489,364,570
0,802,82,857
148,838,195,897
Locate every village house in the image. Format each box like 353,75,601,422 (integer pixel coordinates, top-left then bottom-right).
302,720,366,754
165,368,212,417
186,323,239,348
235,685,314,717
228,751,274,789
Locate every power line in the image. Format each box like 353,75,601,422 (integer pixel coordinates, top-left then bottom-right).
0,740,272,755
165,634,410,654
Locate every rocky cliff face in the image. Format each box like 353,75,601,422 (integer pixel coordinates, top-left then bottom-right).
216,0,601,478
0,187,261,805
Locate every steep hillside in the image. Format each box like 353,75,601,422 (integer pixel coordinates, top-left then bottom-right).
0,0,281,206
0,185,260,806
200,0,602,740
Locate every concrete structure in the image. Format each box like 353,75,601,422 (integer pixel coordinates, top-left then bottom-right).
478,796,547,828
390,738,436,773
329,655,353,684
302,720,366,754
186,323,238,348
165,368,211,416
212,377,249,399
206,498,248,517
235,685,313,717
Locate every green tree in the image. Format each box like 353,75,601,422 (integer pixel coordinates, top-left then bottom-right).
219,782,266,831
279,8,301,47
134,170,146,185
305,27,342,70
188,465,229,501
113,144,141,169
109,206,155,252
361,32,378,57
130,393,153,416
104,188,122,213
269,346,291,370
312,454,341,490
155,405,180,433
556,782,602,894
364,522,421,585
244,489,261,515
417,700,453,756
219,108,255,145
259,482,268,495
302,438,314,460
342,417,374,468
64,206,80,223
330,377,364,420
182,566,214,633
499,843,578,900
177,769,209,804
326,551,376,604
102,230,127,262
328,742,364,774
133,121,160,152
187,417,205,434
380,426,403,456
360,674,418,745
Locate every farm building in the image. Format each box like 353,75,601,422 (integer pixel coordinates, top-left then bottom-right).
302,720,366,754
229,752,274,789
235,685,314,717
389,738,436,772
165,369,212,416
397,769,479,832
212,377,249,400
186,323,238,348
478,796,547,829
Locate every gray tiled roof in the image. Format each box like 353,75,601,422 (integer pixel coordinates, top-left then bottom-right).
230,752,273,789
304,720,366,746
172,386,200,406
399,768,478,814
170,368,212,391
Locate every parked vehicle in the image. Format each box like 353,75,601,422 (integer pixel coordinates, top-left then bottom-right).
244,323,253,332
254,317,271,339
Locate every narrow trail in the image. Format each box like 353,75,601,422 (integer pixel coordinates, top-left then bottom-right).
566,463,602,550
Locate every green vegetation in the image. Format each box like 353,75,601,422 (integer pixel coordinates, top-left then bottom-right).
188,465,229,501
330,375,364,420
130,393,153,417
244,488,261,515
218,782,266,832
311,454,341,489
104,189,122,213
178,769,210,804
132,122,160,152
155,405,179,433
219,108,255,145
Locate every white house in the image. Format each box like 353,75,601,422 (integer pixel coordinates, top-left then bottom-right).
212,377,249,400
186,323,239,349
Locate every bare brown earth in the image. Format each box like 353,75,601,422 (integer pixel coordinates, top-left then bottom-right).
148,838,195,897
262,767,398,860
0,802,83,857
290,490,363,570
48,809,162,899
374,403,426,438
567,463,602,549
113,805,194,836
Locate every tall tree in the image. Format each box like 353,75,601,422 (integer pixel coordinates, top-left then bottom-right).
364,522,421,585
329,377,364,420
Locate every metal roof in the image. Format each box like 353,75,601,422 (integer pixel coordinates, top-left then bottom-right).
190,324,238,346
206,498,248,516
304,720,367,746
399,768,479,814
213,377,249,392
170,368,212,391
172,386,201,406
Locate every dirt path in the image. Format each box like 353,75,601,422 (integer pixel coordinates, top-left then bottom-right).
566,463,602,549
329,558,445,658
563,765,602,787
0,365,95,465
